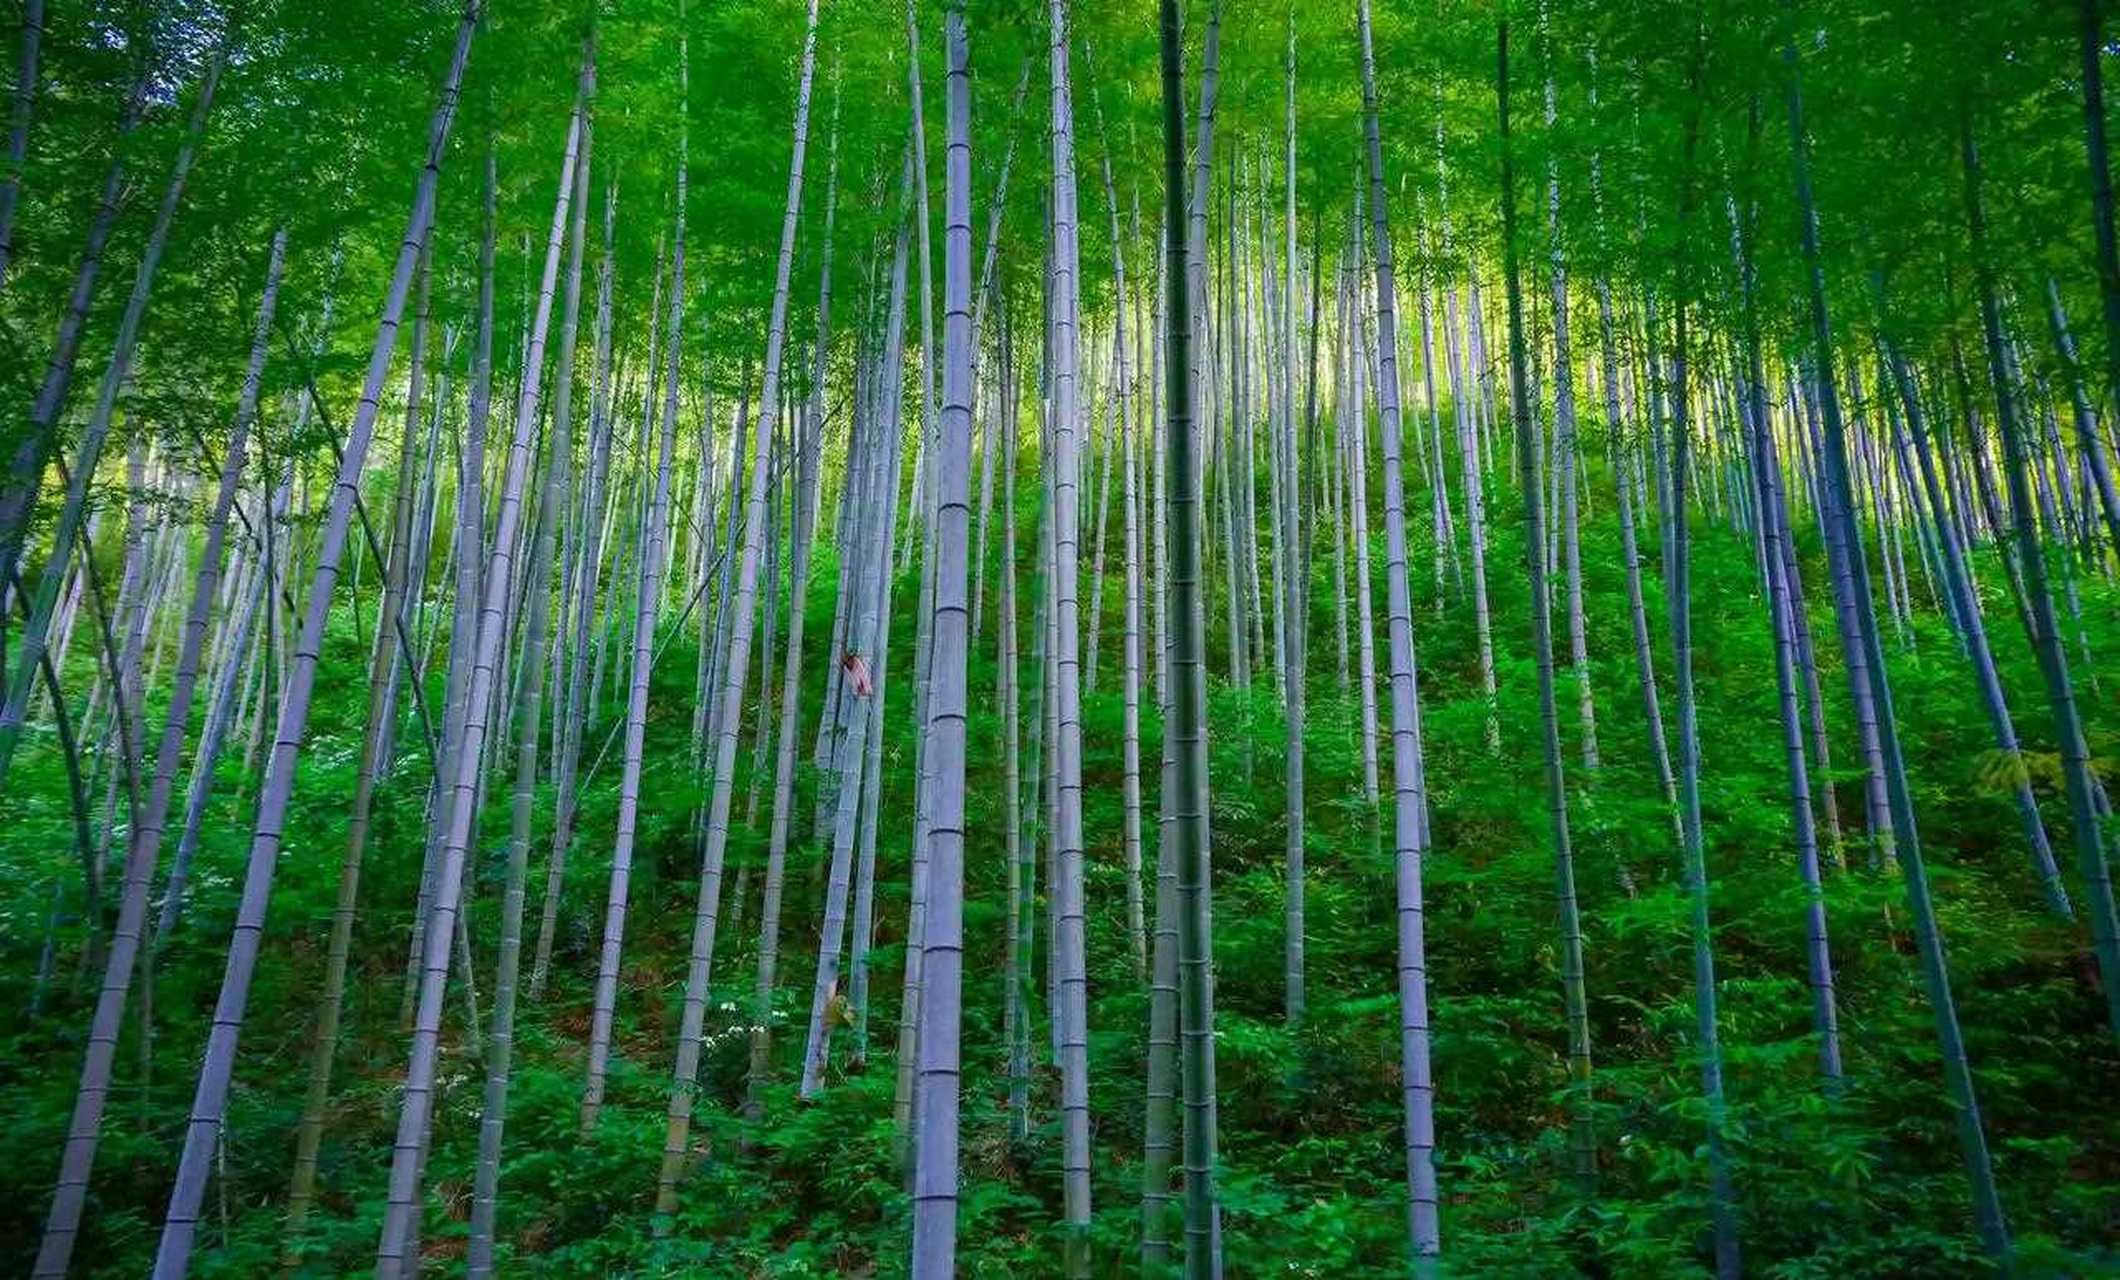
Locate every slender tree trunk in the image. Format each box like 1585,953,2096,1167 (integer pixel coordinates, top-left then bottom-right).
1138,215,1178,1252
1279,10,1307,1031
1349,223,1382,807
1804,358,1895,865
999,321,1034,1146
467,46,594,1276
1085,347,1116,695
907,9,974,1265
404,142,499,1030
1041,410,1061,1068
969,64,1035,651
581,150,683,1137
529,175,620,1002
1542,39,1597,769
1768,390,1847,860
1360,3,1440,1260
1160,2,1220,1268
1139,611,1182,1265
847,495,899,1065
695,373,745,805
745,70,839,1127
1046,10,1095,1270
1600,283,1678,853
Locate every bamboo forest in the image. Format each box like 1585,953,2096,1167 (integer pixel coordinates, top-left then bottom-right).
8,0,2120,1273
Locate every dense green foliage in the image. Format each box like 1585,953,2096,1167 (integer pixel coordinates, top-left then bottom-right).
7,467,2118,1275
2,0,2119,1274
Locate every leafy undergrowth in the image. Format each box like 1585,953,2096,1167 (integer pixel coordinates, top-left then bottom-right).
5,476,2118,1277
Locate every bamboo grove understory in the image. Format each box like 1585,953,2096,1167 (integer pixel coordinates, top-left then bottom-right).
2,0,2119,1274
